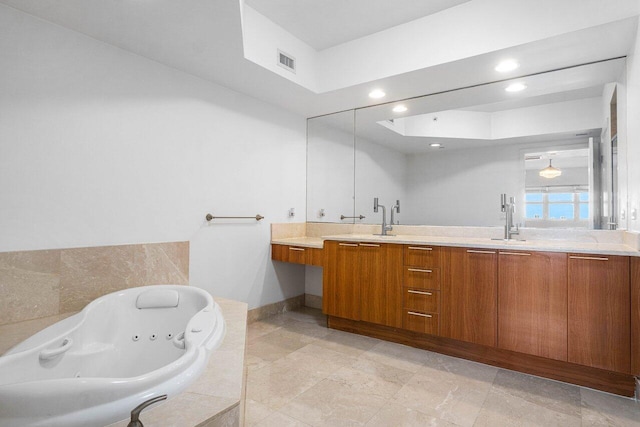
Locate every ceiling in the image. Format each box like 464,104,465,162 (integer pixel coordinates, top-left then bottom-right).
244,0,471,50
0,0,638,118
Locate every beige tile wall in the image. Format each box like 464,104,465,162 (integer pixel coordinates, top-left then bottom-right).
0,241,189,326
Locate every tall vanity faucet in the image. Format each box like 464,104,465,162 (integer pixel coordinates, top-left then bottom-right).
501,193,520,240
391,200,400,227
373,198,392,236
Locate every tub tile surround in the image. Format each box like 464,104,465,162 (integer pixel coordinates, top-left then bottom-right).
0,241,189,326
271,223,640,255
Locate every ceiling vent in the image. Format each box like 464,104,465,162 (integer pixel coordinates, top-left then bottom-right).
278,50,296,73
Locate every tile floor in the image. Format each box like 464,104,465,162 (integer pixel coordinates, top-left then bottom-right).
245,307,640,427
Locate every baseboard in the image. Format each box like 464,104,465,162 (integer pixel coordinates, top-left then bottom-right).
304,294,322,309
247,294,305,323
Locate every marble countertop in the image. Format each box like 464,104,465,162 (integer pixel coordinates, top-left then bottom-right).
272,234,639,256
271,236,324,248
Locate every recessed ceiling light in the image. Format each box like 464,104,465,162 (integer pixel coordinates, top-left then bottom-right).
392,105,407,113
495,60,519,73
368,89,386,99
505,82,527,92
429,143,442,148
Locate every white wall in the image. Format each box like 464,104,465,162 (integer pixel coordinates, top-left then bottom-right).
0,5,307,309
307,113,355,222
404,145,521,226
355,138,407,226
626,23,640,232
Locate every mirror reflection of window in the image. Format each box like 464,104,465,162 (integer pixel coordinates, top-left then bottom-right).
524,148,592,228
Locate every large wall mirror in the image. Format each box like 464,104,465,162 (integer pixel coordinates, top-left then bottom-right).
307,58,628,230
306,110,355,223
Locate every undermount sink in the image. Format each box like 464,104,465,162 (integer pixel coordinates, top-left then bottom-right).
491,238,527,243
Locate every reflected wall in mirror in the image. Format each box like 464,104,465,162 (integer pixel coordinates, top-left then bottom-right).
306,110,355,222
307,58,628,230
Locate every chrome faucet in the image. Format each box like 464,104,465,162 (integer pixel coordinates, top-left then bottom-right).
501,194,520,240
390,200,400,227
373,198,392,235
127,395,167,427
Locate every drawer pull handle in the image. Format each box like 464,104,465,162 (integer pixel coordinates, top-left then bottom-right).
467,249,496,254
338,243,359,247
289,247,305,251
569,255,609,261
359,243,380,247
407,290,432,296
407,311,432,318
499,251,530,256
408,268,432,273
408,246,433,251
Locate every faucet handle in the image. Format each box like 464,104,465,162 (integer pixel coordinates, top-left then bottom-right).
395,200,400,213
128,395,167,427
373,197,379,213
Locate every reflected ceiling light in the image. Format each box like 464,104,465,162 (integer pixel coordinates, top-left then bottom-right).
429,143,443,148
505,82,527,92
393,105,407,113
495,60,519,72
368,89,386,99
539,159,562,178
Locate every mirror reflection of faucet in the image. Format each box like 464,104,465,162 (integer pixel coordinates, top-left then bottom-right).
374,198,400,236
493,193,525,241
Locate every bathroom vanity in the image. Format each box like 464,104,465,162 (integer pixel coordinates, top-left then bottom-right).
271,227,640,397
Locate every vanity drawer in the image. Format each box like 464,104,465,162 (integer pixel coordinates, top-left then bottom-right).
404,288,439,313
404,310,439,335
404,245,441,268
403,267,441,290
271,244,323,266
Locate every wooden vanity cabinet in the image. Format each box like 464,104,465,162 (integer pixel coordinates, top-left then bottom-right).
445,247,497,347
322,242,637,396
323,241,402,328
271,244,324,266
497,250,567,361
568,254,631,373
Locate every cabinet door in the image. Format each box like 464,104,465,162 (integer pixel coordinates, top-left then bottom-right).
498,251,567,361
568,254,630,373
447,248,497,347
360,243,403,328
323,241,360,320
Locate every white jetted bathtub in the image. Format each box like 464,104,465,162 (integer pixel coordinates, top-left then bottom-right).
0,285,225,427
